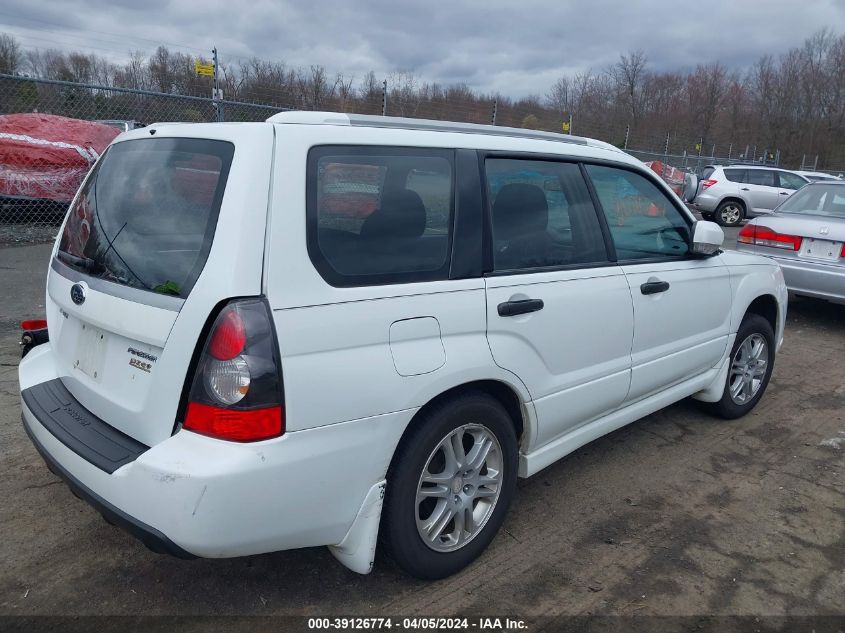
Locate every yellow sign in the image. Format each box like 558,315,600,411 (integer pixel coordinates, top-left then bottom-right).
695,143,702,152
195,62,214,77
561,121,570,132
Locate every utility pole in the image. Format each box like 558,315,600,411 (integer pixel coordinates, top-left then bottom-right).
728,143,733,161
623,124,630,150
491,99,497,126
212,46,223,122
568,113,573,135
381,79,388,116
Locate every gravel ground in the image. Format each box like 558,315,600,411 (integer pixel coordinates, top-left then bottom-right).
0,242,841,624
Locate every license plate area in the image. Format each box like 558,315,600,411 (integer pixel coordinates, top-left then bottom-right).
74,322,107,382
799,238,842,262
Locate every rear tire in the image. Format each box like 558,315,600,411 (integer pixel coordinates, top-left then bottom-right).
715,200,745,227
381,392,518,579
706,314,775,419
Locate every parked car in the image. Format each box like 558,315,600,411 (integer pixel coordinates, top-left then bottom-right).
0,113,121,222
692,165,810,227
95,120,145,133
795,170,842,182
18,112,787,580
736,181,845,304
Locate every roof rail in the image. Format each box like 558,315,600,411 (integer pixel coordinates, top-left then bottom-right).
265,111,595,147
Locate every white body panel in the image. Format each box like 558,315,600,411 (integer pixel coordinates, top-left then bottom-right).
484,267,633,448
18,112,788,575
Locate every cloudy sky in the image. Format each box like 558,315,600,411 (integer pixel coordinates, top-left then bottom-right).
2,0,845,96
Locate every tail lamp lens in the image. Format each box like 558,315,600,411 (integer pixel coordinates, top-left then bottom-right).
738,224,802,251
205,356,251,405
208,310,246,360
21,319,48,330
182,299,285,442
701,179,718,189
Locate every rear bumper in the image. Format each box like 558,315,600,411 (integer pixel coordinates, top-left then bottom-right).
19,344,410,559
21,413,194,558
736,246,845,304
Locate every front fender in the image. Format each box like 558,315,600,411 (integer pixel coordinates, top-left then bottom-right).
722,252,788,350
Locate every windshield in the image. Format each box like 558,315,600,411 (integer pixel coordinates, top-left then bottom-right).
57,137,234,298
776,184,845,219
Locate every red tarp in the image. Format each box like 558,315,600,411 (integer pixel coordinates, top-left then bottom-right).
0,113,120,203
644,160,686,197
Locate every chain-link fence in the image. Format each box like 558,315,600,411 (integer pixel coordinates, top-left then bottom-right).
0,74,287,234
0,72,793,235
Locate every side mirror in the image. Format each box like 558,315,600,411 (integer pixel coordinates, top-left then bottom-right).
691,220,724,256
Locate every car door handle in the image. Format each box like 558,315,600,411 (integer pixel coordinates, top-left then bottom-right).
741,187,750,191
779,191,790,195
497,299,544,317
640,281,670,295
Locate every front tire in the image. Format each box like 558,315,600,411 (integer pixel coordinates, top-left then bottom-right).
707,314,775,419
381,392,518,579
715,200,745,227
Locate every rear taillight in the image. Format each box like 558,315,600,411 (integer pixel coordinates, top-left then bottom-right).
701,179,718,190
182,299,284,442
841,243,845,259
21,319,47,330
738,224,803,251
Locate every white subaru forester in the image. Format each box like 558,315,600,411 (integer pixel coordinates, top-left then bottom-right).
18,112,787,579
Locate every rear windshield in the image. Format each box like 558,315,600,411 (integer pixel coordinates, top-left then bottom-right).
57,138,234,298
776,184,845,218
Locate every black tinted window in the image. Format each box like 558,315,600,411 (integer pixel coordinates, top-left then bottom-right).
586,165,691,260
485,159,607,271
57,138,234,298
307,146,453,286
746,170,776,187
724,169,746,183
701,167,715,180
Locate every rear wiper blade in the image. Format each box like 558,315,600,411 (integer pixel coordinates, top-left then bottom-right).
56,251,98,272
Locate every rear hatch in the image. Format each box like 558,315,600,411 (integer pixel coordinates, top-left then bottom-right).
45,124,274,447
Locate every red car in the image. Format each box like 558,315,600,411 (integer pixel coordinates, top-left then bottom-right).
0,113,120,217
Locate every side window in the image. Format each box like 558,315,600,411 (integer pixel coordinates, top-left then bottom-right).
723,169,746,183
746,170,776,187
778,172,807,190
307,147,453,286
585,164,691,260
484,159,607,271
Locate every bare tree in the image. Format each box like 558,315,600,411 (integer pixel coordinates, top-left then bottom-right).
613,50,648,126
0,33,20,74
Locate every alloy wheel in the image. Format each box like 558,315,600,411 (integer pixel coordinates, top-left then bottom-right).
720,204,742,225
729,333,769,404
415,423,503,552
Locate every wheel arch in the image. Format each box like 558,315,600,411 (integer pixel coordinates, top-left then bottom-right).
744,293,779,335
406,379,525,443
717,196,747,213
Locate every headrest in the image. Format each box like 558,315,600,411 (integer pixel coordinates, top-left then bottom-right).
360,189,427,240
492,183,548,238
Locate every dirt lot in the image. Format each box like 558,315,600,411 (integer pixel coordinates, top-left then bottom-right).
0,241,842,621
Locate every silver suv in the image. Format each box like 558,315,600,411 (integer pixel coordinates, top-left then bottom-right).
692,165,809,227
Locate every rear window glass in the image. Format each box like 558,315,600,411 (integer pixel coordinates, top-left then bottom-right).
777,184,845,218
746,170,776,187
307,146,454,286
724,169,745,183
57,138,234,298
700,167,715,180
